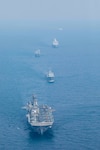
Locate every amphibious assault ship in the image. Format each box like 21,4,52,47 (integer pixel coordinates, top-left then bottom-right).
23,95,54,134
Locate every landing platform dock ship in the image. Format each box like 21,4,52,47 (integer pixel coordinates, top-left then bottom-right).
22,95,54,134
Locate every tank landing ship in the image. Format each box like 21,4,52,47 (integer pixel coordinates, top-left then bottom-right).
22,95,54,134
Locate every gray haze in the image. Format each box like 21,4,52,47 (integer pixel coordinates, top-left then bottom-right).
0,0,100,21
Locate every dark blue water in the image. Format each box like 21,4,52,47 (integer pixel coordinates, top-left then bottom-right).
0,22,100,150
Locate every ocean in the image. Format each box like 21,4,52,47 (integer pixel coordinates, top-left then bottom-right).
0,21,100,150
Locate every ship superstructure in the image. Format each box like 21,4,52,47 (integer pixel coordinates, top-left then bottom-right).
23,95,54,134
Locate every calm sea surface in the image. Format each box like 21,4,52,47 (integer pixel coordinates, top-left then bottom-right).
0,22,100,150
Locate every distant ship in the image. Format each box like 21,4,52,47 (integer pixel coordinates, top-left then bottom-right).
58,27,63,31
34,49,41,57
46,70,55,83
22,95,54,134
52,38,59,47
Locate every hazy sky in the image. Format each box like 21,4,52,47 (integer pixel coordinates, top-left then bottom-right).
0,0,100,21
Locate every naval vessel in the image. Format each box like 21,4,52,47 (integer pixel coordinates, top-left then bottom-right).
34,49,41,57
23,95,54,134
52,38,59,47
46,70,55,83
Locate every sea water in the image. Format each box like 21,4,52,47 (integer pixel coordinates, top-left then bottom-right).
0,21,100,150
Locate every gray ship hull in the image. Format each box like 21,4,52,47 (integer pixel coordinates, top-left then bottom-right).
52,44,58,48
47,77,55,83
30,125,52,134
27,116,53,134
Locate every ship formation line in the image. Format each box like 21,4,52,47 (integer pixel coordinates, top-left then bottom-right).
22,38,59,135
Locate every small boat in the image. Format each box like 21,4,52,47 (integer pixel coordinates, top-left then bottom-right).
52,38,59,48
46,70,55,83
34,49,41,57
